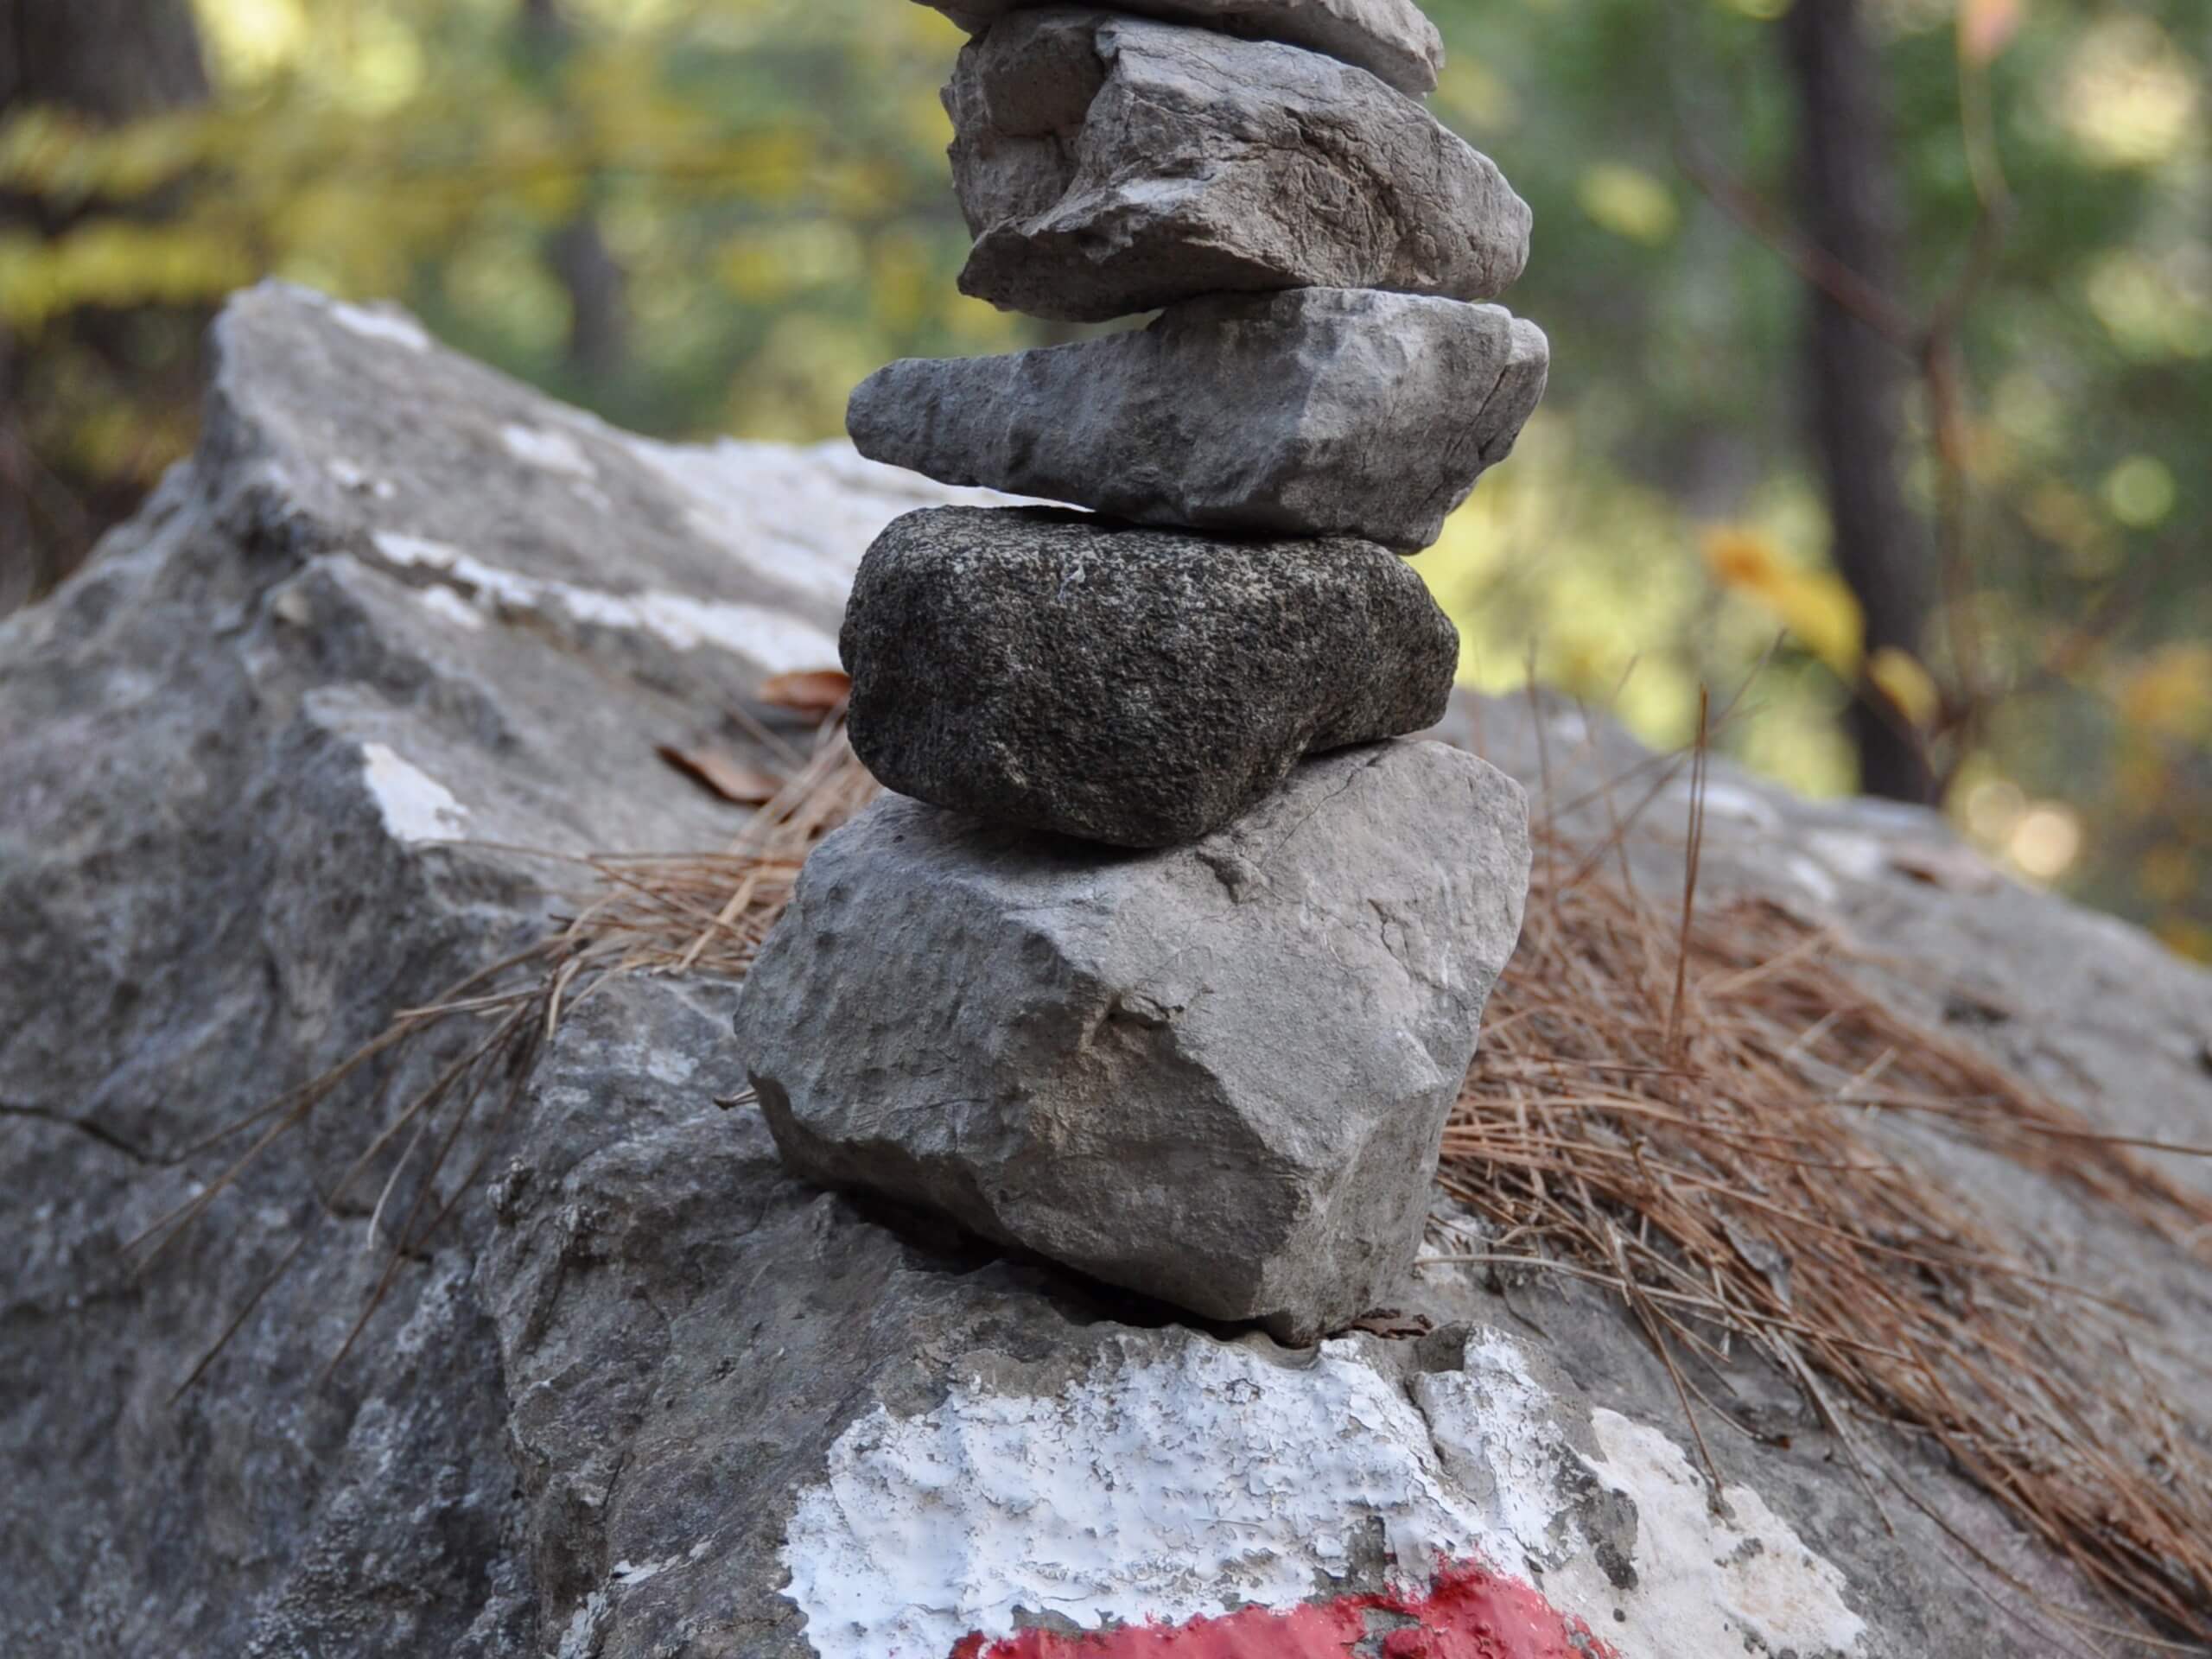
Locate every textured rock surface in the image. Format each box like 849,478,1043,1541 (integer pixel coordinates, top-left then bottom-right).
734,740,1532,1343
7,285,2210,1658
947,11,1530,321
921,0,1445,96
840,505,1459,845
849,289,1548,550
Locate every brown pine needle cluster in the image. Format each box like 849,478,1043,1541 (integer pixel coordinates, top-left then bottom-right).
1443,798,2212,1651
135,716,2212,1649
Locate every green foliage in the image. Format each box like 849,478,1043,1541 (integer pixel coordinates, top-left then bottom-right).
3,0,2206,952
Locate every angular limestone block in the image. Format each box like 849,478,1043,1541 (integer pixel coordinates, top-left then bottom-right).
734,738,1532,1342
947,11,1530,321
848,289,1549,551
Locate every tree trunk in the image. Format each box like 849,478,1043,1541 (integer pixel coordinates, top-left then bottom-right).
1782,0,1936,804
0,0,208,119
0,0,210,614
521,0,628,386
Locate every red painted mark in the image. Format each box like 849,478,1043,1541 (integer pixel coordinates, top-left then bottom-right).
947,1558,1618,1659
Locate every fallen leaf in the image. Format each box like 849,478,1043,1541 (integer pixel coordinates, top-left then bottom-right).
758,668,850,715
657,744,784,805
1960,0,2024,63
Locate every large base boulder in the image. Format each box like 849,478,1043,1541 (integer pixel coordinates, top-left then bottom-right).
947,12,1530,321
732,739,1532,1343
848,289,1549,552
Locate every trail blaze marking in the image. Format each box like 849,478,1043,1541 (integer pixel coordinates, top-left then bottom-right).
947,1559,1618,1659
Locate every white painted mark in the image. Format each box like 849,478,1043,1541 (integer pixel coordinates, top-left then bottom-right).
781,1331,1869,1659
328,301,432,353
501,423,597,480
782,1337,1498,1659
359,742,469,843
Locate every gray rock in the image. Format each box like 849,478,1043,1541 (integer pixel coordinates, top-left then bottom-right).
848,289,1548,551
947,11,1531,321
9,283,2209,1659
920,0,1445,96
734,739,1533,1343
839,505,1460,846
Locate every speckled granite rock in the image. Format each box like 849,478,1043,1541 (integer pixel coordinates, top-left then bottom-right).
918,0,1446,96
733,739,1531,1343
838,505,1460,846
848,289,1548,551
947,11,1530,321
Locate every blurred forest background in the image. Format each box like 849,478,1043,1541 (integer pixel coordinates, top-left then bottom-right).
0,0,2205,952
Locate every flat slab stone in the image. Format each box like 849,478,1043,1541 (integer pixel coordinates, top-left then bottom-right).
840,505,1460,846
848,289,1548,552
734,738,1532,1344
947,11,1530,321
918,0,1445,96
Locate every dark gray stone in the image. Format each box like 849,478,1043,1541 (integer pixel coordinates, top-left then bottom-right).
848,289,1548,551
838,505,1460,846
919,0,1445,96
734,739,1532,1344
947,11,1531,321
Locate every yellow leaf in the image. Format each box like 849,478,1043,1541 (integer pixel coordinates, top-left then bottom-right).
1700,526,1866,677
1576,163,1678,246
2114,644,2212,741
1868,646,1942,731
1960,0,2024,63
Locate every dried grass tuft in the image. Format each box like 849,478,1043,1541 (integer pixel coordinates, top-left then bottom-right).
140,709,2212,1648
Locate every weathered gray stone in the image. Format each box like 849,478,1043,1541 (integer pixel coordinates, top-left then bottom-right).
734,739,1533,1343
10,283,2210,1659
849,289,1548,551
920,0,1445,96
839,505,1459,846
947,11,1531,321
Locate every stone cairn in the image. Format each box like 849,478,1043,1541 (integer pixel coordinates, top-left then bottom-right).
735,0,1541,1342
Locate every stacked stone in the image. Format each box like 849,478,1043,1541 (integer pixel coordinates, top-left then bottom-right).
839,0,1548,846
736,0,1541,1343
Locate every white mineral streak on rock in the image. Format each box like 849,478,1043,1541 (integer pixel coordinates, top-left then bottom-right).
499,423,597,479
622,434,1023,609
415,585,486,632
783,1331,1868,1659
1558,1410,1871,1658
1807,828,1891,883
1420,1335,1867,1656
327,300,433,353
1693,778,1787,831
359,743,468,842
368,529,841,672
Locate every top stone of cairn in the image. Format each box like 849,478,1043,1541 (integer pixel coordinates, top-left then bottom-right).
948,10,1529,322
916,0,1445,97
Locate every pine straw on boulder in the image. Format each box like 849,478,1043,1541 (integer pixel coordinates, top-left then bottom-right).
1441,785,2212,1649
135,718,2212,1649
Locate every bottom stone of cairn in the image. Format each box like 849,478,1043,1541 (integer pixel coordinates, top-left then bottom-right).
732,739,1532,1344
